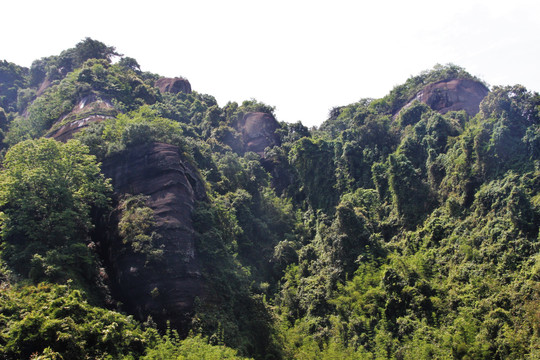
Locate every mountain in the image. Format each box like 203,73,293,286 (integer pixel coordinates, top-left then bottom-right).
0,39,539,360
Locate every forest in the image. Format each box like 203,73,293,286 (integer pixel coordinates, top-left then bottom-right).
0,38,539,359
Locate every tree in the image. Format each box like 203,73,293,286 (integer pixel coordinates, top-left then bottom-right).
0,107,7,129
388,153,433,227
289,137,339,212
0,138,111,279
118,56,142,73
0,60,29,112
72,37,120,65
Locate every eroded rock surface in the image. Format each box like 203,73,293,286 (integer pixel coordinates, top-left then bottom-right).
48,95,117,141
408,78,489,116
236,112,281,155
155,77,192,94
98,143,205,331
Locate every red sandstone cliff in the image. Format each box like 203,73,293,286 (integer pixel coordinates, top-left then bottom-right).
98,143,206,330
405,78,489,116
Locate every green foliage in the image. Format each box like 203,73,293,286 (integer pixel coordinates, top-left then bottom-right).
321,105,399,190
71,37,120,66
397,101,432,127
192,199,281,359
438,85,540,206
289,137,339,212
0,107,7,129
76,59,159,110
0,282,153,360
271,74,539,359
16,87,37,114
118,57,142,73
223,99,276,127
388,153,434,227
143,331,253,360
0,107,7,151
29,37,119,86
118,194,164,264
371,63,486,115
6,56,159,145
76,106,186,159
5,71,80,143
150,91,218,129
0,60,29,113
0,138,110,283
275,121,310,144
3,43,540,360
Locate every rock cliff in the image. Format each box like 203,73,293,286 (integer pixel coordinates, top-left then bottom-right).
46,91,205,331
98,143,206,331
406,78,489,116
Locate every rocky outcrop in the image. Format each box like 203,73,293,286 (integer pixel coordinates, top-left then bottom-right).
98,143,205,331
48,95,117,141
236,112,281,155
47,92,206,331
407,78,489,116
36,77,52,97
155,77,192,94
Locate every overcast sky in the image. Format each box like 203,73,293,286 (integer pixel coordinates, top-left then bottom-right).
2,0,539,127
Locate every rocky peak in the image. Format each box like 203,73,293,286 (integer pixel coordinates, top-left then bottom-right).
155,77,192,94
407,78,489,116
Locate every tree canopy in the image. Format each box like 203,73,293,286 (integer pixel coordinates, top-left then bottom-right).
0,41,539,359
0,138,110,282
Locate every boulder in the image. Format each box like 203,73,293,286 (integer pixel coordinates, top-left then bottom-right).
408,78,489,116
236,112,281,155
155,77,192,94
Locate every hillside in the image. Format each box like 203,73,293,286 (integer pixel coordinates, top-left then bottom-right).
0,38,539,359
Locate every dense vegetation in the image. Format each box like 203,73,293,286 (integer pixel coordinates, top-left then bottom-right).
0,38,539,359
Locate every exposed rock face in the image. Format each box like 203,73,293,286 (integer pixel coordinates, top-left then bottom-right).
99,143,205,331
48,95,117,141
236,112,281,155
36,77,52,96
408,78,489,116
155,77,192,94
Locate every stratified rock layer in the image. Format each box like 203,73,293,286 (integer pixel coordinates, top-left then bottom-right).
48,95,117,141
99,143,205,331
409,78,489,116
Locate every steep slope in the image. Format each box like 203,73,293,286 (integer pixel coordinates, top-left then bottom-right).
3,42,540,360
98,142,206,331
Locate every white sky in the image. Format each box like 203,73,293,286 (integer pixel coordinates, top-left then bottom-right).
1,0,539,127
